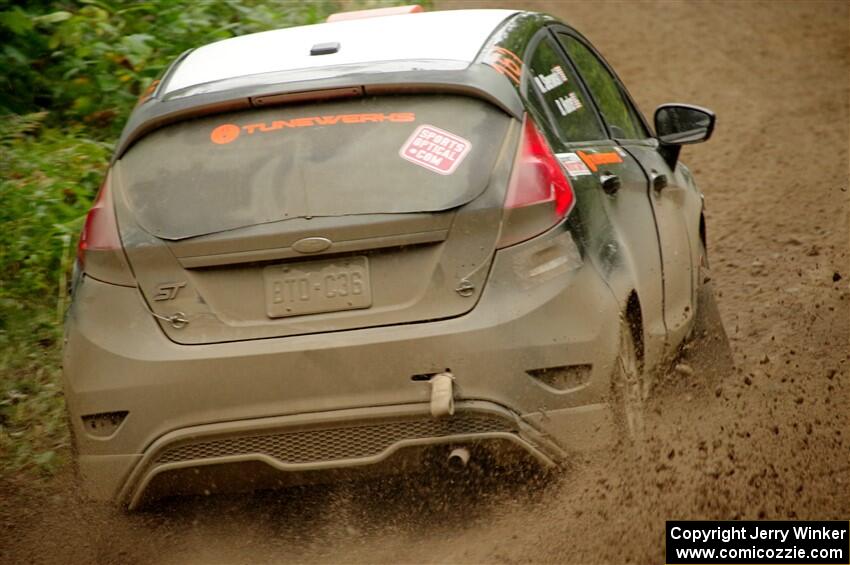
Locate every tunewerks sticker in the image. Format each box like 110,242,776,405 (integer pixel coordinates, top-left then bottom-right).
399,125,471,175
209,112,416,145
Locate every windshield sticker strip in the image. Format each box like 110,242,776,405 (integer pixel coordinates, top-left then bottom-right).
210,112,416,145
399,124,472,175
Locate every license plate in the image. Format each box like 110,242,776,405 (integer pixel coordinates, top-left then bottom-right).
263,256,372,318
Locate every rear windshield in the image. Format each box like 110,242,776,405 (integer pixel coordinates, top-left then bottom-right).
115,95,511,240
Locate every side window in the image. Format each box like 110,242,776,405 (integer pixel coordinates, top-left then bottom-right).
525,36,605,145
559,34,648,140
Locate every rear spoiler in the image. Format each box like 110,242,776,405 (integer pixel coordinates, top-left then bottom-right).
112,64,524,162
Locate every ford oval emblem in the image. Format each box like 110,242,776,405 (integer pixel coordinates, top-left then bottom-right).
292,237,332,254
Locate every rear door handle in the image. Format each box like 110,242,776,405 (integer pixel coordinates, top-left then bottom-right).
599,172,621,195
651,171,668,192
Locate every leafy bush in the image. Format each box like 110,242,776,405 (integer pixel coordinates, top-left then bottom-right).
0,0,421,477
0,0,338,136
0,113,110,474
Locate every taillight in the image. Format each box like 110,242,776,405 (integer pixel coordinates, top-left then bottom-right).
77,179,121,267
76,174,134,285
497,116,575,248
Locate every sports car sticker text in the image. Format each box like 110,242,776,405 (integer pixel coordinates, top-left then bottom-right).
534,66,567,93
210,112,416,145
399,124,471,175
484,46,523,86
576,150,623,172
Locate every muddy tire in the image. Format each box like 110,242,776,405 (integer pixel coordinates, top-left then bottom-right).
611,318,646,441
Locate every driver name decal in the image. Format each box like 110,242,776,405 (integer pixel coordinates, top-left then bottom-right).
555,92,583,116
534,66,568,93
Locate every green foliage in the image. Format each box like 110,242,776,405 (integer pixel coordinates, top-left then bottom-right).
0,0,424,477
0,113,109,347
0,0,339,136
0,361,67,476
0,113,109,475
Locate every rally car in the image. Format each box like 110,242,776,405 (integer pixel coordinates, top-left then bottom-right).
64,5,720,508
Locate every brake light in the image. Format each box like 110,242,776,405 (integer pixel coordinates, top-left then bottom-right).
327,5,423,22
77,179,121,267
497,117,575,248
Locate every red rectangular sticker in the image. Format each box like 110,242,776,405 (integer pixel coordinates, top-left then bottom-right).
399,125,471,175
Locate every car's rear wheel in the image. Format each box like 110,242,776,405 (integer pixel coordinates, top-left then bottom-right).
611,318,646,441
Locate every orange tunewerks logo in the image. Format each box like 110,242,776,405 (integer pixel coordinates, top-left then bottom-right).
210,112,416,144
210,124,241,144
576,150,623,172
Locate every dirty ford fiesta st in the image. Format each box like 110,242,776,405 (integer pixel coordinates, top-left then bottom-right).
64,6,723,508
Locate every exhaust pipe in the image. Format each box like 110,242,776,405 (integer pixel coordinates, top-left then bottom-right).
447,447,470,472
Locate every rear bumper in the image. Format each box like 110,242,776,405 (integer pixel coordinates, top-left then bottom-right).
63,230,622,504
116,400,557,509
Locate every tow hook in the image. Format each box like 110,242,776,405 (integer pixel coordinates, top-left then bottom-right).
429,372,454,418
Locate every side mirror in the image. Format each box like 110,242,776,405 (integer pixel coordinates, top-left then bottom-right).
654,103,715,167
654,103,716,145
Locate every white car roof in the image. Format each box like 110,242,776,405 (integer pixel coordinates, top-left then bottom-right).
164,9,518,94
